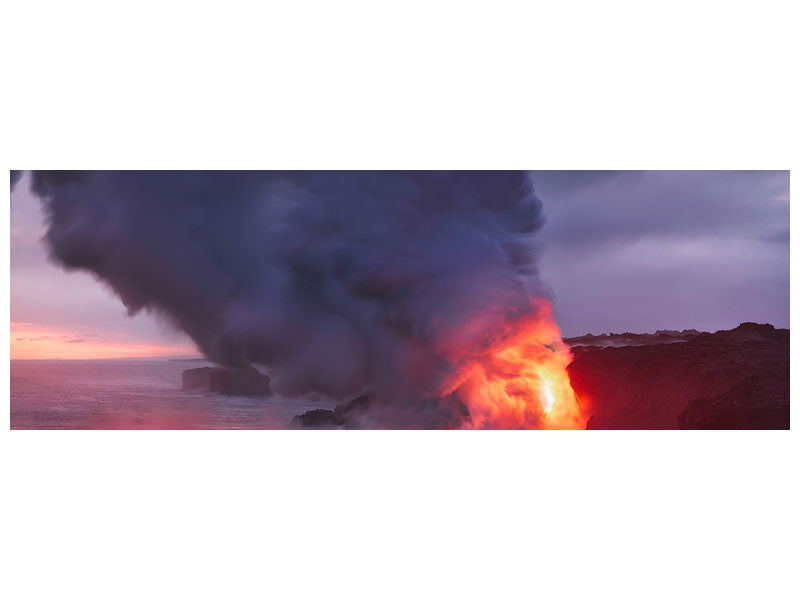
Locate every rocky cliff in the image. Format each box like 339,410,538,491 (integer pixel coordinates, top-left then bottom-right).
567,323,789,429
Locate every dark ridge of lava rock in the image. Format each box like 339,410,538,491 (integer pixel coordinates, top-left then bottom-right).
292,391,469,429
567,322,789,429
565,329,702,348
291,393,374,429
182,366,271,398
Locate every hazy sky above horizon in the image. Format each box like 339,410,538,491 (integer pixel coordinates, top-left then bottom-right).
11,172,198,359
10,170,789,358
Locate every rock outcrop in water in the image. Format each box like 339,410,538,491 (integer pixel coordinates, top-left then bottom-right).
567,323,789,429
291,393,375,429
291,390,470,429
182,366,271,398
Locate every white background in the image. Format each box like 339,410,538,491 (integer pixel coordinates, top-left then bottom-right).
2,1,797,599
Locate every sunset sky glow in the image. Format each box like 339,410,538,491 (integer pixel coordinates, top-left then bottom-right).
11,172,200,359
10,321,198,360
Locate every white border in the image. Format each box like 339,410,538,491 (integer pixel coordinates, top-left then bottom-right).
2,2,797,599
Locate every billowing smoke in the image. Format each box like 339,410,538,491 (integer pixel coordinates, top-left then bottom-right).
26,171,557,427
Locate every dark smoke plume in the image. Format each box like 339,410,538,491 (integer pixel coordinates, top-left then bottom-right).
28,171,551,427
10,170,23,190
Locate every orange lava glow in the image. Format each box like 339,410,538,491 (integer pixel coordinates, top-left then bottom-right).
449,302,586,429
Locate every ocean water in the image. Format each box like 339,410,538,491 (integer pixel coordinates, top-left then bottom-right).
10,359,336,429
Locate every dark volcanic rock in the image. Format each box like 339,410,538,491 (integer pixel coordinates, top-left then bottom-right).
291,393,374,429
182,366,271,398
568,323,789,429
565,329,701,348
291,391,470,429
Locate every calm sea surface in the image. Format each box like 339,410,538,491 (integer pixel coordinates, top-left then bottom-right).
10,359,335,429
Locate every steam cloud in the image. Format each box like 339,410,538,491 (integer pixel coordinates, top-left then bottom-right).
26,171,554,427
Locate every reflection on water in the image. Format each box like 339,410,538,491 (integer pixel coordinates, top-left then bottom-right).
10,359,335,430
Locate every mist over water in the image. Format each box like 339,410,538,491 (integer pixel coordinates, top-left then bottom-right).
10,360,335,429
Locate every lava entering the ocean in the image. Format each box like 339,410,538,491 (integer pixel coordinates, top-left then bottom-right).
449,301,586,429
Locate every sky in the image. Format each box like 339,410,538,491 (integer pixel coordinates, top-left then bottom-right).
533,171,789,336
10,172,198,359
9,170,789,358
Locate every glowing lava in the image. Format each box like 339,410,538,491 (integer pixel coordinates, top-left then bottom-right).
540,379,556,413
448,301,586,429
